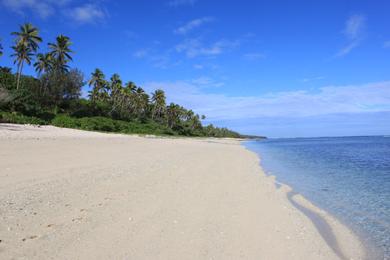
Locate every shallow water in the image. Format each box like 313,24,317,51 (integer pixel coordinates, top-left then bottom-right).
244,136,390,259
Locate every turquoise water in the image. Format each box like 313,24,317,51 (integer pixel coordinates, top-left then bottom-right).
244,136,390,259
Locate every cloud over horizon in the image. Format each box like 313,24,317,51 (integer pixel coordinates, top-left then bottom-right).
144,80,390,120
143,80,390,136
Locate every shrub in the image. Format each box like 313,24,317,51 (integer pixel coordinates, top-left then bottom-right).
0,111,47,125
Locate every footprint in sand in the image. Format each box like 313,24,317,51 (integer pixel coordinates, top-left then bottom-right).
72,217,83,222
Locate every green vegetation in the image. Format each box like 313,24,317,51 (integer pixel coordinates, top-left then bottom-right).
0,23,241,138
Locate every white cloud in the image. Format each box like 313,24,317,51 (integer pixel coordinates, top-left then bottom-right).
175,38,239,58
1,0,70,18
302,76,325,83
383,41,390,48
344,14,365,39
143,80,390,121
168,0,197,7
66,4,106,24
174,17,213,35
191,76,224,88
133,49,149,58
2,0,106,24
336,14,366,57
243,52,266,61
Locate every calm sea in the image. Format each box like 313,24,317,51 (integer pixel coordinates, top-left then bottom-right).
244,136,390,259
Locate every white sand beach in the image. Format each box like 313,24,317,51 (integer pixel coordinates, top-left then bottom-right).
0,124,365,259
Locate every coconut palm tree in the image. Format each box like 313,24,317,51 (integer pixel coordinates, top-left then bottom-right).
166,103,181,128
151,89,166,121
11,23,42,51
11,23,42,89
108,74,125,116
34,53,52,76
48,35,72,73
133,86,149,119
11,43,33,89
88,68,107,103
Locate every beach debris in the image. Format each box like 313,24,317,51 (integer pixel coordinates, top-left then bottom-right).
22,235,38,241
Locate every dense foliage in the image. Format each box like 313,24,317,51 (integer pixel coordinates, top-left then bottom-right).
0,23,241,138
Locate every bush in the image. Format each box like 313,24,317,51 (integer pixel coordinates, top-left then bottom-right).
0,111,47,125
51,114,81,128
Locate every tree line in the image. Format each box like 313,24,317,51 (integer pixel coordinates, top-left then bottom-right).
0,23,241,138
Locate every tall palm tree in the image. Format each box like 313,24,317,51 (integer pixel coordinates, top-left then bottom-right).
125,81,137,93
48,35,73,73
108,74,124,116
166,103,181,128
34,53,52,76
11,23,42,89
133,86,149,119
151,89,166,121
11,43,33,89
12,23,42,52
88,68,107,102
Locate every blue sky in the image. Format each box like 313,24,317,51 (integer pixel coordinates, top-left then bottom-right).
0,0,389,137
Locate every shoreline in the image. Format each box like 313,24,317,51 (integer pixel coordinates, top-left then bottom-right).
242,141,383,260
0,124,366,259
241,144,368,260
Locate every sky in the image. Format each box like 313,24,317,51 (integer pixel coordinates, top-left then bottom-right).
0,0,389,137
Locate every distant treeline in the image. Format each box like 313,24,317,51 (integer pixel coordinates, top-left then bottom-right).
0,23,241,138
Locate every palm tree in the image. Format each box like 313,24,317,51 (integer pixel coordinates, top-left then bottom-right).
34,53,52,76
88,68,107,102
11,23,42,52
48,35,73,73
11,43,33,89
133,86,149,119
151,89,166,121
167,103,181,128
11,23,42,89
125,81,137,93
108,74,124,116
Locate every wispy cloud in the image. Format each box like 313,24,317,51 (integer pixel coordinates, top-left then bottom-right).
383,41,390,48
191,76,224,88
243,52,266,61
2,0,107,24
133,49,149,58
336,14,366,57
175,38,239,58
302,76,325,83
1,0,70,18
174,17,213,35
168,0,197,7
143,80,390,121
65,3,106,24
193,64,204,69
132,47,179,69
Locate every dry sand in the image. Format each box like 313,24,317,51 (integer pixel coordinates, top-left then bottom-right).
0,124,365,259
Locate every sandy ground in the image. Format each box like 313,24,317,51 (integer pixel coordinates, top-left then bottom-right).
0,124,366,259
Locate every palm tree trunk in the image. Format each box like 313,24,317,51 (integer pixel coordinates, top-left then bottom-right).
16,61,24,90
16,63,21,90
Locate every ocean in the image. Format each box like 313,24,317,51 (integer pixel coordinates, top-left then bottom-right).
244,136,390,259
